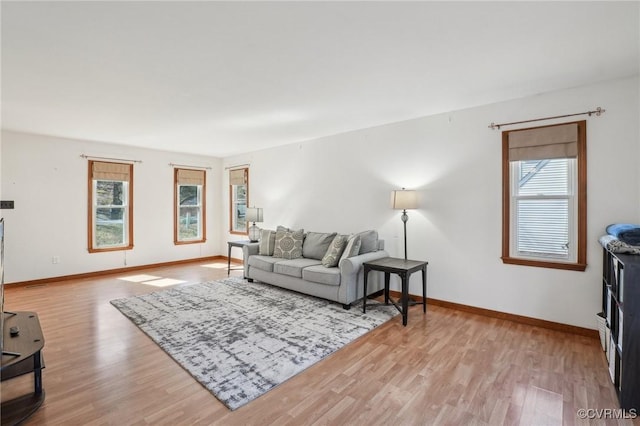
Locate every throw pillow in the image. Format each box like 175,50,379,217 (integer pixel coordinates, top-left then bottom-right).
356,230,378,254
303,232,337,260
322,234,349,267
259,229,276,255
273,229,304,259
339,235,362,263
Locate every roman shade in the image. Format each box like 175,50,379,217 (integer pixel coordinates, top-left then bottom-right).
176,168,205,185
508,123,578,161
229,168,247,186
91,161,131,181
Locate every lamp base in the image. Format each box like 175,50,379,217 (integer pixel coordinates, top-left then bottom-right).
248,224,261,242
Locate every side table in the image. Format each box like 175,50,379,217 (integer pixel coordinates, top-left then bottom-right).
227,240,253,276
363,257,428,326
1,311,45,426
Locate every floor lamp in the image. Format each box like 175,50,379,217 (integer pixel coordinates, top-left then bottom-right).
246,207,263,242
391,188,417,260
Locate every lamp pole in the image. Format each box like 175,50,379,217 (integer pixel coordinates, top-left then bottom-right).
401,209,409,260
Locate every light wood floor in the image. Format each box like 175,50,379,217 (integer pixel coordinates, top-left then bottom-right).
1,260,634,425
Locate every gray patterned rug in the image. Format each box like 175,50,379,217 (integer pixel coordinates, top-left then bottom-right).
110,277,398,410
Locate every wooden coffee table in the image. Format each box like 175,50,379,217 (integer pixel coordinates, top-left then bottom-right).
362,257,428,326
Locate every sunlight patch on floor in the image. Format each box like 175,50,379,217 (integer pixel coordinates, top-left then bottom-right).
201,262,228,269
141,278,187,287
118,274,187,287
520,385,563,426
118,274,162,282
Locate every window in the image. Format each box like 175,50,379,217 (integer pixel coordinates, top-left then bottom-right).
174,168,206,244
88,161,133,252
502,120,586,271
229,167,249,234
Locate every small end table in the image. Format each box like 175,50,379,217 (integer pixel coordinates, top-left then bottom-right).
227,240,253,276
363,257,428,326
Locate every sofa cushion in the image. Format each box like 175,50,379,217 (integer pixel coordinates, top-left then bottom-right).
303,232,337,260
340,235,362,262
303,265,341,286
356,230,379,254
248,255,283,273
259,229,276,255
273,229,304,259
274,258,322,278
322,234,349,267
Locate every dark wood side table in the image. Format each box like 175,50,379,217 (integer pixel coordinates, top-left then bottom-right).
363,257,428,326
1,311,45,426
227,240,253,276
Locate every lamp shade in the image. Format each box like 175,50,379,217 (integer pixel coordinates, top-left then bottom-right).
246,207,263,223
391,190,417,210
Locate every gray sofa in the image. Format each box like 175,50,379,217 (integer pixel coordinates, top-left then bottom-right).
242,229,389,309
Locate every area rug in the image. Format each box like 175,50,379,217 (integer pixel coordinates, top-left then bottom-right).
110,277,398,410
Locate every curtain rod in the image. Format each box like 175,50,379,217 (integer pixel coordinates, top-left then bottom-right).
224,163,250,170
80,154,142,163
488,107,605,130
169,163,212,170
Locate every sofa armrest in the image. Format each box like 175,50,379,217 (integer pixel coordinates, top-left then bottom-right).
242,243,260,257
242,243,260,276
337,250,389,305
339,250,389,275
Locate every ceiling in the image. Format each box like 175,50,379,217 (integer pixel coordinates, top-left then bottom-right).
2,1,638,158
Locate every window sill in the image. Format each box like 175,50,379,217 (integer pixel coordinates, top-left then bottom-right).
89,244,134,253
174,239,206,245
501,256,586,271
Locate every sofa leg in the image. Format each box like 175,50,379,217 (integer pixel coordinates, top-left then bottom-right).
342,303,351,310
247,278,254,283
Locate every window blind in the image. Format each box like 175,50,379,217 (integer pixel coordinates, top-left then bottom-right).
229,168,247,186
508,123,578,161
176,168,205,185
513,158,573,260
92,161,131,182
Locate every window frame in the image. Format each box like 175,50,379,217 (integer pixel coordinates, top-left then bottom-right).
87,160,134,253
174,168,206,245
229,167,249,235
501,120,587,271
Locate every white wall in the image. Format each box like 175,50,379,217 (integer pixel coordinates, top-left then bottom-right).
1,131,223,283
224,76,640,329
2,76,637,328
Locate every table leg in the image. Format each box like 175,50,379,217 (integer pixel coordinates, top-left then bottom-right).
401,272,408,326
227,244,232,276
384,272,390,304
422,267,427,313
34,350,43,395
363,267,369,313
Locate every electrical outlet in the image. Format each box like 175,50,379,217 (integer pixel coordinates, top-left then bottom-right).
52,256,60,264
0,200,15,209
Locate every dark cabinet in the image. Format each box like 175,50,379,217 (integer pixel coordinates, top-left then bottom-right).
602,248,640,410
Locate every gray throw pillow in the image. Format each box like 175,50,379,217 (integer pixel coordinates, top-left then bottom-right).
322,234,349,267
339,235,362,262
259,229,276,255
303,232,337,260
356,230,379,254
273,229,304,259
